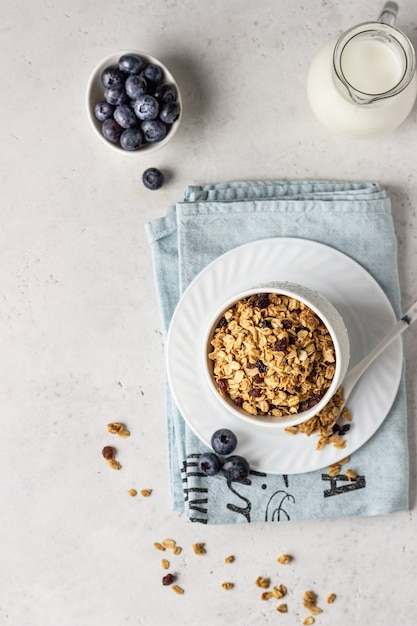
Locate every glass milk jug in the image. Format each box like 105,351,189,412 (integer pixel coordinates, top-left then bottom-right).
307,2,417,139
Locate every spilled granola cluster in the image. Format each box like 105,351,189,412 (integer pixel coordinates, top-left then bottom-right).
153,540,341,623
208,293,335,418
101,421,152,495
285,386,353,450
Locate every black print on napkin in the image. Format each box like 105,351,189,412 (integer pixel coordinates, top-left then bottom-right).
322,473,366,497
224,471,295,523
182,455,296,523
181,455,209,524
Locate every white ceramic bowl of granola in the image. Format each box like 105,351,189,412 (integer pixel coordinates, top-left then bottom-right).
203,281,350,428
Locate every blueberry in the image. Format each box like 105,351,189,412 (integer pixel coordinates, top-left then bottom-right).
222,455,250,482
160,101,180,124
198,452,222,476
104,85,128,106
120,127,143,151
94,100,114,121
118,53,144,74
142,167,164,190
125,74,148,100
133,94,159,120
140,119,167,142
101,65,125,89
140,63,163,86
153,83,177,103
211,428,238,455
114,104,137,129
101,118,123,143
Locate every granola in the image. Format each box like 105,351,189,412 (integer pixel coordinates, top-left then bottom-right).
192,542,206,555
255,576,270,589
294,386,353,449
208,293,336,418
277,554,292,565
221,582,234,590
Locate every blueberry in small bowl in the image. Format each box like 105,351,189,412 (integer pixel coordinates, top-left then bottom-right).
86,50,182,153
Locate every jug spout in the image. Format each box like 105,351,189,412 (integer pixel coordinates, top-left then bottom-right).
377,1,399,26
332,2,415,105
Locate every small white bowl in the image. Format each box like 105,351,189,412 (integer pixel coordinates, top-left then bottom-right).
203,281,350,428
86,50,182,154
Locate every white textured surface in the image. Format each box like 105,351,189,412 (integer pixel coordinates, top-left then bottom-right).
1,1,417,625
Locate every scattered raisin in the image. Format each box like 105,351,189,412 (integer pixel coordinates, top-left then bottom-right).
162,573,175,586
339,424,351,435
282,319,292,329
256,359,266,373
249,388,262,398
252,374,264,384
102,446,115,460
234,397,244,406
262,319,273,329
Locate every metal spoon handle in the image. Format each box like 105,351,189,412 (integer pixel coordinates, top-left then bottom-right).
401,299,417,325
342,298,417,397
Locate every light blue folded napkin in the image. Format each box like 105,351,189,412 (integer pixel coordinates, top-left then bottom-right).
145,180,408,524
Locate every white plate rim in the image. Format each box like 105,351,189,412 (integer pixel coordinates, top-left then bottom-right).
166,237,403,474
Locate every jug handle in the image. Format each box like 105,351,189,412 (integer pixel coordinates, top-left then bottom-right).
377,1,398,26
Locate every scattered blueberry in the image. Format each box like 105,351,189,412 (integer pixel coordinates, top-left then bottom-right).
118,53,144,74
142,167,164,190
133,94,159,120
93,54,180,150
101,65,125,88
160,101,181,124
222,455,250,482
141,119,167,142
198,452,222,476
125,74,148,99
94,101,114,122
211,428,238,456
120,128,143,151
102,118,124,143
113,104,137,129
104,85,128,106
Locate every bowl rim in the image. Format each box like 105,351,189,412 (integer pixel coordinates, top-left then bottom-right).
86,49,182,154
202,283,349,429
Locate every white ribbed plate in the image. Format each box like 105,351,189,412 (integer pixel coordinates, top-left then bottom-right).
166,238,403,474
